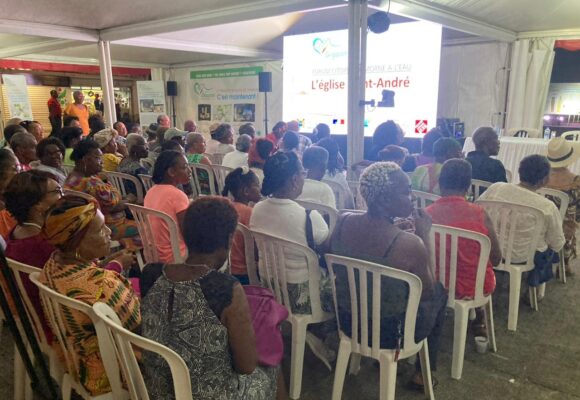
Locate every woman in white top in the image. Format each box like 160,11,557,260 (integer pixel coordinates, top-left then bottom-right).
206,123,236,155
222,134,251,169
317,138,355,209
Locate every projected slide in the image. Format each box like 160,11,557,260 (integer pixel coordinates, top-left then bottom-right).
283,21,442,137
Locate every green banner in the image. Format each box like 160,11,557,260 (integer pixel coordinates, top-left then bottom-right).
190,66,263,80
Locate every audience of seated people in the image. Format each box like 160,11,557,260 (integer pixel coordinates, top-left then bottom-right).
143,150,191,262
10,132,38,172
249,138,274,183
164,127,188,148
32,137,67,185
287,120,311,158
93,128,122,172
297,146,336,208
317,138,355,209
366,120,405,161
118,133,149,177
60,126,83,166
414,127,443,167
280,131,301,159
185,132,212,165
545,137,580,273
466,126,507,183
266,121,287,153
222,134,251,169
206,123,235,155
239,122,256,139
20,120,44,142
425,159,502,335
479,155,565,289
328,161,447,389
411,137,463,194
378,144,408,166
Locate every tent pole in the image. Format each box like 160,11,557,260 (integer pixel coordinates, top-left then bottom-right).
98,40,116,127
347,0,368,174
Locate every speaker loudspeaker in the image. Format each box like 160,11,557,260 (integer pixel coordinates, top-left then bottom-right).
258,72,272,93
167,81,178,96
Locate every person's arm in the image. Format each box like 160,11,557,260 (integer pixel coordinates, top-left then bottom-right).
493,161,507,183
200,155,212,165
221,283,257,374
310,210,329,245
546,205,566,252
483,210,502,266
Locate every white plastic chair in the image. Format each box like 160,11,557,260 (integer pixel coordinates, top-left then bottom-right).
536,187,570,284
412,190,440,209
137,174,154,192
92,302,193,400
477,200,545,331
205,152,226,165
104,171,144,204
324,178,355,210
189,163,217,196
250,229,334,399
295,199,339,234
235,223,259,285
428,225,496,379
562,130,580,141
210,164,234,195
29,272,126,400
505,169,513,183
470,179,493,202
506,128,539,138
324,254,435,400
346,180,366,211
127,204,184,264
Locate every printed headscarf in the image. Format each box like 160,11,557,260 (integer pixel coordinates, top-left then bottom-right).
43,196,98,247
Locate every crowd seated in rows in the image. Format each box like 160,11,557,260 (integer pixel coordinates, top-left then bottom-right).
223,134,251,169
411,137,462,195
207,123,235,155
466,126,507,184
33,137,67,185
297,146,336,209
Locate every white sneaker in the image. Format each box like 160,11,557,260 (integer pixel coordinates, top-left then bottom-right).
306,332,336,371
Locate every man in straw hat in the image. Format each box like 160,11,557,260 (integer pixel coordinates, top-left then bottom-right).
466,126,508,183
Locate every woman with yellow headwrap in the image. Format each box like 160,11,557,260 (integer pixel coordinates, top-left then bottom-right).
39,194,141,397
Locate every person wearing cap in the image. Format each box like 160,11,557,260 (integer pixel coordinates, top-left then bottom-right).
479,155,565,290
206,123,235,155
466,126,508,184
164,127,188,148
546,137,580,272
94,128,123,172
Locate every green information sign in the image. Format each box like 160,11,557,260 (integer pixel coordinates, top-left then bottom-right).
190,66,263,80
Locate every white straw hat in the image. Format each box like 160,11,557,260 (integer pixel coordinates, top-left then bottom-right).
547,137,580,168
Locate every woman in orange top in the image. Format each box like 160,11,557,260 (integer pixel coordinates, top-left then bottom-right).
64,91,90,136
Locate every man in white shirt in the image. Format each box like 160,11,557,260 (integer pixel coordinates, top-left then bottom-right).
222,134,251,169
479,154,565,286
298,146,336,209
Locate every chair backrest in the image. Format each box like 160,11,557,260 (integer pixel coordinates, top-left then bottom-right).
506,128,539,138
92,302,193,400
428,225,491,305
471,179,493,201
63,188,96,202
536,187,569,221
347,179,367,210
29,272,124,397
324,254,423,359
205,152,225,165
189,163,217,196
235,223,259,285
323,178,356,210
250,229,326,320
477,200,545,267
562,130,580,141
5,259,46,348
412,190,440,209
295,199,339,233
505,169,513,183
127,204,183,263
138,174,154,192
210,165,234,195
104,171,144,204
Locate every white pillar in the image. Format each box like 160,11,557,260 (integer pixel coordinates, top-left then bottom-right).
97,40,116,127
347,0,368,171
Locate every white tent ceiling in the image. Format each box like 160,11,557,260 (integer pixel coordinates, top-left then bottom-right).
0,0,579,69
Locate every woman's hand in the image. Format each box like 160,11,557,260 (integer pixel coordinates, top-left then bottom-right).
115,250,136,270
413,208,432,238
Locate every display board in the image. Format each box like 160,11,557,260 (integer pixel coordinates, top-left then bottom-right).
2,74,33,120
136,80,167,127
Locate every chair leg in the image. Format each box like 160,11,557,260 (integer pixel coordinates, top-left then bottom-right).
485,298,497,353
378,356,398,400
61,374,72,400
538,282,546,299
419,341,435,400
451,306,470,380
14,345,25,400
528,287,538,311
559,249,566,284
332,340,351,400
507,270,522,331
289,322,307,400
349,353,361,376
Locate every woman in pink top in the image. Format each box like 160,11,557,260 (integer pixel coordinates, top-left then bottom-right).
221,167,262,285
144,150,192,263
425,159,501,336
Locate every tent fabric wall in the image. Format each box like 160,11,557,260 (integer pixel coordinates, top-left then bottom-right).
437,41,510,137
505,38,556,137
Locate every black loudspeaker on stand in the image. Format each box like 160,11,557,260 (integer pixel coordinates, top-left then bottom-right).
258,72,272,134
167,81,177,127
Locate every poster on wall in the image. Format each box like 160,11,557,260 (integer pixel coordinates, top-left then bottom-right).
190,66,263,136
2,74,33,120
136,80,166,127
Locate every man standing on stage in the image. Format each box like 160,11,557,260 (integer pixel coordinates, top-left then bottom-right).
47,90,62,135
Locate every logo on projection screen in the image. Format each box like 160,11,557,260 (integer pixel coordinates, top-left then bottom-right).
415,120,428,134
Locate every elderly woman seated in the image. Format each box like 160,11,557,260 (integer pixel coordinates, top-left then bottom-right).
328,162,447,390
40,195,140,396
141,197,286,399
33,137,67,184
65,139,140,249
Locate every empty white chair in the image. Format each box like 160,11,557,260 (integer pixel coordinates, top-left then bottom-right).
210,164,234,195
562,130,580,141
29,272,126,400
190,163,217,196
412,190,440,209
295,199,339,233
127,204,184,264
470,179,493,202
235,223,259,285
536,187,570,284
104,171,144,204
428,225,496,379
324,178,355,210
477,200,545,331
505,169,513,183
251,230,334,399
137,174,154,192
324,254,435,400
505,128,539,138
92,302,193,400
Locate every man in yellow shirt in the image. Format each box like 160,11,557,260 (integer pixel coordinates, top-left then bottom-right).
93,128,122,171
